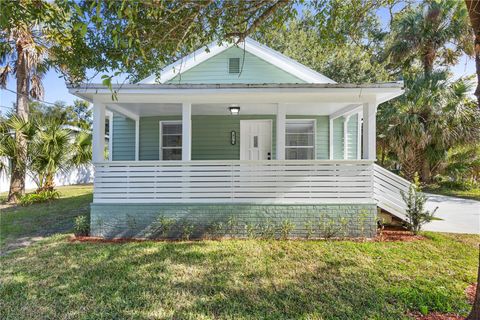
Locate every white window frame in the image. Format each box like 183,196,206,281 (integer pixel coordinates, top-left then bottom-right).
285,119,316,160
159,121,182,160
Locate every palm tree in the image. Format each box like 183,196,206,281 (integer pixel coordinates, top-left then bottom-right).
28,116,92,191
0,113,36,188
0,3,51,202
387,0,473,76
465,0,480,108
0,0,76,202
378,71,480,183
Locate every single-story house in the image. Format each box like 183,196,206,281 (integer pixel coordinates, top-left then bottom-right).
69,37,410,239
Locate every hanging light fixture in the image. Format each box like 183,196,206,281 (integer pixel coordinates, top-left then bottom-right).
228,104,240,115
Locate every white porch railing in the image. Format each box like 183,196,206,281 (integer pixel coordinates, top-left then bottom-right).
373,164,410,220
93,160,375,204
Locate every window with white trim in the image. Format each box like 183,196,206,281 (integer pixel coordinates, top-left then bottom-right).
160,121,182,160
285,120,315,160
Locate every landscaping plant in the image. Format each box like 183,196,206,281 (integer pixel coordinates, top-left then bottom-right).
152,215,175,238
401,174,439,235
279,219,295,240
73,215,89,237
19,190,60,206
181,223,194,241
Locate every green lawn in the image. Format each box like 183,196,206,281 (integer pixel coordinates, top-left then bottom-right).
0,185,478,319
0,184,92,250
425,185,480,201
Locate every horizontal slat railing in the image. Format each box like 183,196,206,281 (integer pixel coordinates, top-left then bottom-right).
93,160,375,204
373,164,410,219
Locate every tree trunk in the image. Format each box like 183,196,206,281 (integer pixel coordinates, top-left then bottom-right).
421,159,432,184
466,0,480,108
466,245,480,320
7,45,29,203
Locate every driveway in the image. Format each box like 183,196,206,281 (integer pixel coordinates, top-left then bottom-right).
423,193,480,234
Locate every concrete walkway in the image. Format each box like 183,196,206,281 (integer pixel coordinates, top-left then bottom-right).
423,193,480,234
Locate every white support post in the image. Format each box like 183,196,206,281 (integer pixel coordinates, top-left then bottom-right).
329,118,333,159
106,110,113,161
182,102,192,161
135,119,139,161
92,101,106,163
357,112,362,160
343,115,350,160
276,104,286,160
362,102,377,160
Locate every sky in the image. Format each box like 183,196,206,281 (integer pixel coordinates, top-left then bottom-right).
0,6,476,114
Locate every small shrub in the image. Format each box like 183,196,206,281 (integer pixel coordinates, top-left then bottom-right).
304,220,315,239
153,215,175,238
181,223,195,240
259,220,276,239
209,221,224,239
358,211,370,237
19,190,60,206
339,217,350,238
74,215,89,236
279,219,295,239
244,222,256,239
318,214,338,239
401,173,439,235
226,216,239,236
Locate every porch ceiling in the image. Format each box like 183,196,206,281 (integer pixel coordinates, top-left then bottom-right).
108,102,362,117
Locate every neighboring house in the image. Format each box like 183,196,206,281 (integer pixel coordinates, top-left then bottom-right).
70,37,410,239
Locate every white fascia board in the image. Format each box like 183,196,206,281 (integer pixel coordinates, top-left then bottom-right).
138,42,232,84
243,38,336,84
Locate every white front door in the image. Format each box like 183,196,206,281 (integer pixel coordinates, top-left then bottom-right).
240,120,272,160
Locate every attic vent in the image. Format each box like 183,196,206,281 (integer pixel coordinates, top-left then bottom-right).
228,58,240,74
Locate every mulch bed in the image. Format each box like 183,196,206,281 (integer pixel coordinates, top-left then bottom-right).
376,229,427,242
466,283,477,304
70,228,426,243
408,312,464,320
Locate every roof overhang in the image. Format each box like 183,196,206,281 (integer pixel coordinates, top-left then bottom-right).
69,82,404,105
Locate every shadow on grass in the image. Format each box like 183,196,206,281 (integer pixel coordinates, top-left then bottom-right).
0,237,474,319
1,193,92,253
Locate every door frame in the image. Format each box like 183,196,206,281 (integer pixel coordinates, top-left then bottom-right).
239,119,273,160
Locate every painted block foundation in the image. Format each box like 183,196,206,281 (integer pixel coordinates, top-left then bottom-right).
90,203,378,239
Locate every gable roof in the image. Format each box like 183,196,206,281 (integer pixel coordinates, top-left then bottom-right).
138,37,336,84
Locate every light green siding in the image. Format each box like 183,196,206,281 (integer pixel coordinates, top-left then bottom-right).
332,118,344,160
347,114,359,160
167,46,306,84
112,113,135,161
139,115,276,160
192,115,276,160
136,115,332,160
139,116,181,160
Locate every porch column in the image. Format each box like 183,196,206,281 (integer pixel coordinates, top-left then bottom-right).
276,104,286,160
182,102,192,161
92,101,106,162
362,102,377,160
343,115,350,160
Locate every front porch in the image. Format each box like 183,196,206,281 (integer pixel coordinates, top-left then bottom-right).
70,83,405,238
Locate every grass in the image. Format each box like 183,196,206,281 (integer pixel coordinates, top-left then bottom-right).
0,184,92,249
0,185,479,319
425,185,480,201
